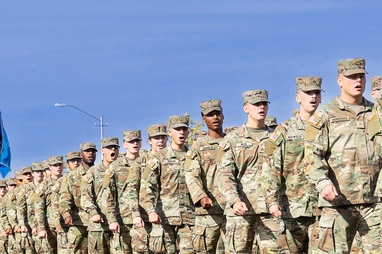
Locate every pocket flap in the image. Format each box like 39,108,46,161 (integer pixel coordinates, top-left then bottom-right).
150,225,164,237
193,225,205,236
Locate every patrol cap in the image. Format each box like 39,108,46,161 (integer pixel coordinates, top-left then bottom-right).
168,115,190,129
48,155,64,165
80,142,97,152
15,170,22,180
242,90,270,104
0,180,6,188
65,151,81,161
296,76,324,92
337,58,368,76
265,116,278,127
123,130,142,142
6,178,16,186
102,137,119,148
42,160,50,170
371,76,382,91
147,124,167,138
21,166,32,175
31,162,44,171
200,99,223,115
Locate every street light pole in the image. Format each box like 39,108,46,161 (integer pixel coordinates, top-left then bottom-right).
54,103,108,143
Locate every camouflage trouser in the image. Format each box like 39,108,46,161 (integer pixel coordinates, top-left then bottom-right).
316,203,381,253
193,214,226,254
19,232,36,254
110,223,150,254
57,226,87,254
149,224,194,254
35,227,57,254
282,216,316,253
0,235,8,254
225,214,281,254
7,233,21,254
88,231,111,254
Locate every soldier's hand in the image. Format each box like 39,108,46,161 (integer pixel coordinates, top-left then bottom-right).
4,228,12,236
320,184,338,201
133,217,145,228
64,215,73,226
200,197,214,208
269,204,282,218
20,225,28,233
149,212,162,224
91,214,103,223
14,226,21,233
232,201,248,216
38,230,47,238
32,228,38,236
56,225,62,234
109,222,120,233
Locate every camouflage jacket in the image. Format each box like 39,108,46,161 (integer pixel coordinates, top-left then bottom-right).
51,177,65,228
0,195,10,232
140,146,195,226
80,162,117,231
184,135,226,215
16,182,38,229
304,97,381,207
262,110,319,218
59,164,89,227
5,188,18,230
218,124,272,216
35,177,63,231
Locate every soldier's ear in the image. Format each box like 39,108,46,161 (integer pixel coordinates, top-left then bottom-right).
337,75,343,88
243,103,249,114
295,91,301,104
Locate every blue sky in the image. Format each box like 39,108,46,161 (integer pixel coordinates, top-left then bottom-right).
1,1,382,177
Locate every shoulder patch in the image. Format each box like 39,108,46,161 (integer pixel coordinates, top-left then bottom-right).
105,168,113,177
147,158,159,169
308,111,325,129
185,149,196,159
268,131,283,146
35,188,42,197
52,182,60,192
82,174,92,183
218,139,230,150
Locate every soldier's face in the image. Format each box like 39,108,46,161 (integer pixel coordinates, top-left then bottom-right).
22,172,33,184
244,101,268,122
168,127,189,146
81,149,97,165
49,163,63,178
0,187,6,196
337,73,366,100
123,139,142,156
7,184,16,191
67,158,81,171
202,110,224,131
148,135,168,153
371,89,380,101
296,90,321,115
102,145,119,164
32,170,44,182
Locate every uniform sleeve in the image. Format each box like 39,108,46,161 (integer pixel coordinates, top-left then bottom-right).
27,192,37,230
80,170,99,218
34,183,47,231
51,180,63,227
128,160,143,219
139,157,160,215
304,112,333,193
59,175,74,220
6,192,18,230
16,187,27,226
102,169,118,224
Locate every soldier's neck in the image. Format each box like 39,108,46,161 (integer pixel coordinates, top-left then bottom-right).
171,142,186,151
299,109,314,121
208,129,224,139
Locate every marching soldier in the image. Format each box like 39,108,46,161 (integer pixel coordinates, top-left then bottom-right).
0,180,9,253
65,152,82,172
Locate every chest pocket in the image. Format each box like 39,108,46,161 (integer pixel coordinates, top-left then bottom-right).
235,142,257,170
200,146,218,177
115,167,130,190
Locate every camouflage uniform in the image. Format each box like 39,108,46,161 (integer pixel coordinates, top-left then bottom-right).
5,185,21,253
304,58,381,253
140,116,195,254
218,90,280,254
0,180,10,254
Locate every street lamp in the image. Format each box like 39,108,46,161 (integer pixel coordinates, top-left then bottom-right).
54,103,108,143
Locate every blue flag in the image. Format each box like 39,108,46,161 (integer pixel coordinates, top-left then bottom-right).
0,112,11,178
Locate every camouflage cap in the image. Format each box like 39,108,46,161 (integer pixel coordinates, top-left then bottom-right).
48,155,64,165
337,58,368,76
168,115,190,129
101,137,119,148
242,90,270,104
296,76,324,92
123,130,142,142
42,160,50,170
0,180,6,188
15,170,22,180
147,124,167,138
200,99,223,115
6,178,16,186
371,76,382,90
21,166,32,175
265,116,278,127
80,142,97,152
31,162,44,171
65,151,81,161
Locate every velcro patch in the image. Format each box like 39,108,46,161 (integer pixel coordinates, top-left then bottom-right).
308,112,324,129
218,140,230,150
105,168,113,177
147,159,159,169
186,149,196,159
82,174,91,183
35,188,42,197
52,183,60,192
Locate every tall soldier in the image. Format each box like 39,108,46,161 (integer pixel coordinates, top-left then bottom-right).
262,77,323,253
59,142,97,254
304,58,381,253
105,130,143,254
128,125,168,254
140,115,196,254
218,90,280,253
184,99,226,254
80,137,120,254
35,156,65,253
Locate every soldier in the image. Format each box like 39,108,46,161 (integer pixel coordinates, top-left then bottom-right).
217,90,280,253
184,99,226,254
370,76,382,101
265,116,278,130
304,58,381,253
35,155,65,253
262,77,323,253
0,180,9,253
80,137,120,254
6,179,16,192
106,130,143,254
128,125,168,254
65,152,82,171
42,160,51,181
140,115,196,254
59,142,97,254
15,170,23,187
